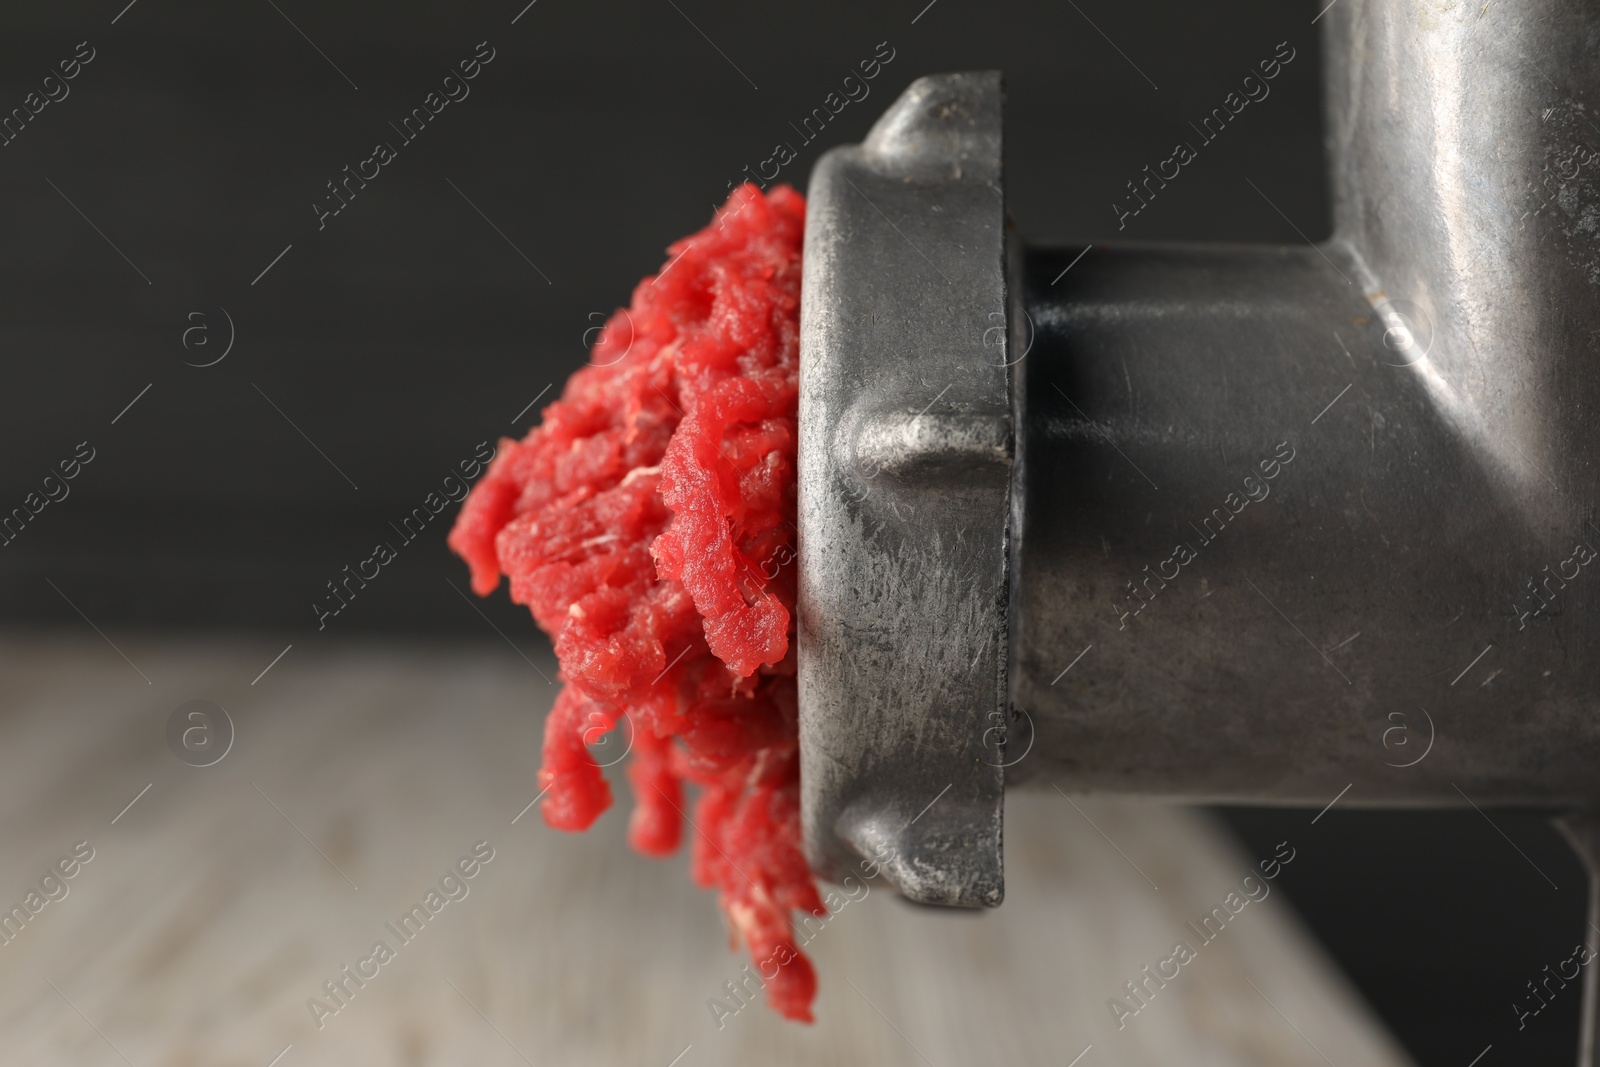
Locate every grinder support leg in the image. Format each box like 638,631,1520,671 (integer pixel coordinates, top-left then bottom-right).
1558,817,1600,1067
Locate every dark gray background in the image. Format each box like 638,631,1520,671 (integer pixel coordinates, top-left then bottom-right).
2,2,1580,1065
0,0,1327,636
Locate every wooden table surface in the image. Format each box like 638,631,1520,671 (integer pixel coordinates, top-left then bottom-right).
0,630,1414,1066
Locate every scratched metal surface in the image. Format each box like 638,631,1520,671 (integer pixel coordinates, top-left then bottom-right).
0,632,1412,1066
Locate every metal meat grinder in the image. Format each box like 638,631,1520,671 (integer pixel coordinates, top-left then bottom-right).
795,1,1600,1060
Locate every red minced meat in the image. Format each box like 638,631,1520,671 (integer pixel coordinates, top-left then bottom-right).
448,183,822,1020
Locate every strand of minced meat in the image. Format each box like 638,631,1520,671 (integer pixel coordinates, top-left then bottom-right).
448,183,821,1020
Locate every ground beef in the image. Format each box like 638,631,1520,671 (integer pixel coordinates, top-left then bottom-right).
448,183,820,1021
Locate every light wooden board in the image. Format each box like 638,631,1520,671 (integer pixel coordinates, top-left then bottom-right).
0,630,1415,1066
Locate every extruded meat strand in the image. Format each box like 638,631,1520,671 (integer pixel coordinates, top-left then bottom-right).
448,183,821,1020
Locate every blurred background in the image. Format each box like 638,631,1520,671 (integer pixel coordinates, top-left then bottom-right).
0,0,1585,1063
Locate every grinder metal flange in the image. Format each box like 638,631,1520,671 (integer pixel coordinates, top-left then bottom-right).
797,71,1011,908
